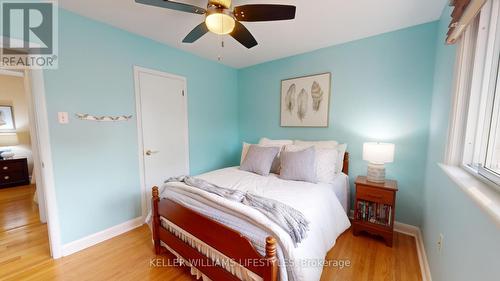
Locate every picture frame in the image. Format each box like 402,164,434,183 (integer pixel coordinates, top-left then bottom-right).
0,105,16,131
280,72,331,127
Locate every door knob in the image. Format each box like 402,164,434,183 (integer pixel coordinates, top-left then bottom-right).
145,149,159,156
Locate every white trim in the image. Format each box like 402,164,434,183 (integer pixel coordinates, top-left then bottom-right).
439,164,500,226
463,3,494,167
62,217,144,257
0,69,24,77
27,69,62,258
133,65,190,220
133,67,147,219
22,70,46,223
394,222,432,281
444,24,477,165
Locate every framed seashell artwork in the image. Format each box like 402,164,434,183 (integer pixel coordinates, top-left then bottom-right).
280,72,331,127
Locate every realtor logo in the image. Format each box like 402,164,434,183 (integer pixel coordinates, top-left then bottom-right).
0,0,58,69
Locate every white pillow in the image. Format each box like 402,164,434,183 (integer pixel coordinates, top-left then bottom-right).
294,140,338,149
259,138,293,146
292,140,347,175
317,149,339,182
284,145,338,183
336,143,347,174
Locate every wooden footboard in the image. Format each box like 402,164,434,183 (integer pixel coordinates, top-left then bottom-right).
152,187,278,281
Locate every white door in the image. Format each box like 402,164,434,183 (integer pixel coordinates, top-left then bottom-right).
135,67,189,215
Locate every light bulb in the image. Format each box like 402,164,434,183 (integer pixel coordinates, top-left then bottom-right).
205,13,235,35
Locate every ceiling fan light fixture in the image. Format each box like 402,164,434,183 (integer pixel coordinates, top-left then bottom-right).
205,12,235,35
136,0,296,49
209,0,232,9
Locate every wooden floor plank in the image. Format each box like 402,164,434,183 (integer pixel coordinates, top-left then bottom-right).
0,184,422,281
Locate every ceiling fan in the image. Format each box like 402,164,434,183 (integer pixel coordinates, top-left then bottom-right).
135,0,296,49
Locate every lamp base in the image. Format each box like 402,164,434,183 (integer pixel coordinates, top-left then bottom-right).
367,163,386,183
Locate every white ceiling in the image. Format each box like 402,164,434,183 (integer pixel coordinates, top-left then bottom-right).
59,0,447,68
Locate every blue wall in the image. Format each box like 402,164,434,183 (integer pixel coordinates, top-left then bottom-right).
421,6,500,281
43,10,240,244
238,22,438,226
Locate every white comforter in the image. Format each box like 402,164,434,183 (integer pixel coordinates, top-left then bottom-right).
160,167,351,281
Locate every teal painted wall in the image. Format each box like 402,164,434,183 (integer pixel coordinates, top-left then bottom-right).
238,22,438,226
421,6,500,281
43,10,239,244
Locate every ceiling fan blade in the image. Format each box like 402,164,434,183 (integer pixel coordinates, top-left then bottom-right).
182,22,209,43
233,4,296,22
135,0,205,14
230,21,258,49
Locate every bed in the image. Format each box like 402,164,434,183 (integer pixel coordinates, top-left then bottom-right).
151,152,351,281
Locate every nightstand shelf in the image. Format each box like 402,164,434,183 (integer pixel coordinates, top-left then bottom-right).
353,176,398,247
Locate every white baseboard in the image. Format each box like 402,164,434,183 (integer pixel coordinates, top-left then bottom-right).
62,216,144,257
394,222,432,281
348,210,431,281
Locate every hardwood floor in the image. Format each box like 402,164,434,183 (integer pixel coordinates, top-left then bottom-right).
0,185,422,281
320,229,422,281
0,185,39,231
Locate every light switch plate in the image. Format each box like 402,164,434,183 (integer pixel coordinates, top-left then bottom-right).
58,112,69,124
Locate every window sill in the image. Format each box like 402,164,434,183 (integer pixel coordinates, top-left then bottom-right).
439,164,500,226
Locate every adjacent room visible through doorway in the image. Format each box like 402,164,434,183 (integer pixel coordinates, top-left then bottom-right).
0,70,51,276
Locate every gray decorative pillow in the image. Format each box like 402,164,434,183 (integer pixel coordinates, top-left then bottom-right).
279,147,317,183
240,145,280,176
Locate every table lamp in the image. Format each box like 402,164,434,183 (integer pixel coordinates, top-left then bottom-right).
363,142,395,183
0,133,19,159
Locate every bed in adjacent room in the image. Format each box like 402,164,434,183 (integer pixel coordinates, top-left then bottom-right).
150,139,351,281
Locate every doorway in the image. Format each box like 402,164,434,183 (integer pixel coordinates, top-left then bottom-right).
0,70,44,225
0,67,56,273
134,66,190,218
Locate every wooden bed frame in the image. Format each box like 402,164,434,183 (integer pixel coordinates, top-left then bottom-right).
151,152,349,281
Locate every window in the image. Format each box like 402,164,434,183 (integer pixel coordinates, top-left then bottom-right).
456,0,500,189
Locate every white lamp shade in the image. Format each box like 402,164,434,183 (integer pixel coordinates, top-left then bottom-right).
363,142,395,164
0,133,19,147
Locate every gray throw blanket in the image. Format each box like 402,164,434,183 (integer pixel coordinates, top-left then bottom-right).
165,176,310,245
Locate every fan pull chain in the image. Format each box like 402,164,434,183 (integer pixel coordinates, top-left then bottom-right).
218,16,224,62
221,39,225,57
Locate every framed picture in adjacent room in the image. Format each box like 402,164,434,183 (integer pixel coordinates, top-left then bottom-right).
280,72,331,127
0,106,15,131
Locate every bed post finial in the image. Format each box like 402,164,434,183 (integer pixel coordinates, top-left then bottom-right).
152,186,161,255
264,236,278,281
342,152,349,175
265,236,277,257
152,186,159,198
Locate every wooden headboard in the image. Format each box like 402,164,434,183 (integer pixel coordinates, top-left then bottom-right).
342,152,349,175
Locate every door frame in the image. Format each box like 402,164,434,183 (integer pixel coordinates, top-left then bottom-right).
23,70,46,222
23,69,62,258
133,66,190,220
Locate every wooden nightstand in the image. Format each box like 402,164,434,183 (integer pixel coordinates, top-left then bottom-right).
353,176,398,247
0,158,30,188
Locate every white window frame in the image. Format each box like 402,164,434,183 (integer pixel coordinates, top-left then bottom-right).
445,0,500,192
